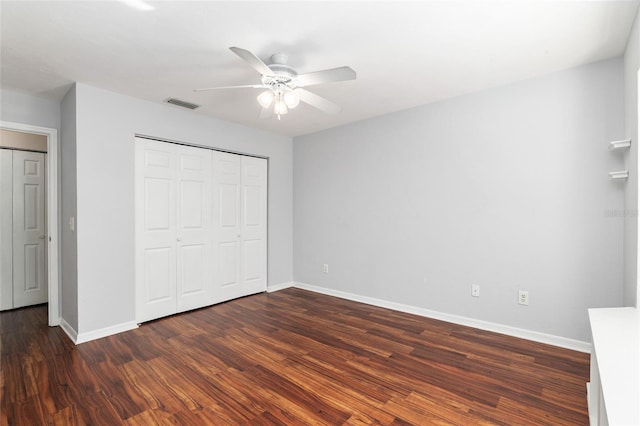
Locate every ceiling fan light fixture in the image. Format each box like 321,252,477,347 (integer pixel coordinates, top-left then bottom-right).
273,97,288,116
257,90,274,108
195,47,356,120
284,90,300,109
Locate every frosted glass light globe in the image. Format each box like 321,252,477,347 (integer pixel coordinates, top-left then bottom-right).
283,90,300,109
257,90,274,108
273,99,288,115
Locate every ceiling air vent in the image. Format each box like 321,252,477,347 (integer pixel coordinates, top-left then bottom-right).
166,98,200,110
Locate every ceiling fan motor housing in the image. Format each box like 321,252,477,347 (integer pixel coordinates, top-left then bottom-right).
263,53,298,90
263,74,296,91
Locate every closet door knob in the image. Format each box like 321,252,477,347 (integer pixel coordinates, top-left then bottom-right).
177,237,182,242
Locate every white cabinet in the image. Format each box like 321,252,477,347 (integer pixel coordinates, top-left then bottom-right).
135,138,267,323
588,307,640,426
0,149,48,310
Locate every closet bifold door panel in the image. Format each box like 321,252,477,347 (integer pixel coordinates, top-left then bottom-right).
12,150,47,308
0,149,47,311
135,139,178,322
213,151,267,302
175,144,213,313
135,139,213,323
211,152,267,303
238,155,267,297
136,138,266,323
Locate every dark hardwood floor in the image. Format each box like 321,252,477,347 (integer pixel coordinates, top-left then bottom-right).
1,288,590,425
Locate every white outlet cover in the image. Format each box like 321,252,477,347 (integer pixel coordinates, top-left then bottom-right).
471,284,480,297
518,290,529,305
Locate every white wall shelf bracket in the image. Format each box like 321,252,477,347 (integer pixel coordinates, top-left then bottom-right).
608,139,631,151
609,170,629,180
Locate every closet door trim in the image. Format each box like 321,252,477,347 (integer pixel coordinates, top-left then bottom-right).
134,134,268,161
0,149,13,310
0,121,59,327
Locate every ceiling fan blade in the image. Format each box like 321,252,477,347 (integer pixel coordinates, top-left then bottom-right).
193,84,265,92
298,89,341,114
229,47,274,76
295,66,356,87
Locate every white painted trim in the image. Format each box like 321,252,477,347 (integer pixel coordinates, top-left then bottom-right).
75,321,139,344
59,317,78,343
266,281,294,293
294,281,592,353
59,317,138,344
0,121,60,326
637,69,640,310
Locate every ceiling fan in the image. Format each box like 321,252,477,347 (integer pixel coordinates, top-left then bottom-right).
194,47,356,120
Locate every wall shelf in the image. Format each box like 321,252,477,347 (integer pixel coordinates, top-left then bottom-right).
608,139,631,182
609,170,629,180
608,139,631,151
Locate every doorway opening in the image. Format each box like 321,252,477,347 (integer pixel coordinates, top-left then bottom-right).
0,121,59,326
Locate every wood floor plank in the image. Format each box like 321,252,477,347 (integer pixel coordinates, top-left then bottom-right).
1,288,590,425
49,405,81,426
90,360,148,420
9,395,47,426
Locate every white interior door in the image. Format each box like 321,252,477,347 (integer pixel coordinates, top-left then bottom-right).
212,151,242,302
136,139,267,322
212,151,267,302
12,150,47,308
175,145,213,312
240,156,267,295
135,139,177,322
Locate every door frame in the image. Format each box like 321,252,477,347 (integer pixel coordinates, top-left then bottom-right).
1,121,59,326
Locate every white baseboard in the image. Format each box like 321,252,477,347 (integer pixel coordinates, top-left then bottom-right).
294,282,592,353
71,321,138,345
59,317,78,344
267,281,295,293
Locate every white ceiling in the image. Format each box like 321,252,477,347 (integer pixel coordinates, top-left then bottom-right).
1,1,638,137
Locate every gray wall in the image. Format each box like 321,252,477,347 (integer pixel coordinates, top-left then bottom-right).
293,58,625,342
0,88,64,321
0,88,60,130
623,7,640,307
71,83,293,334
60,85,78,330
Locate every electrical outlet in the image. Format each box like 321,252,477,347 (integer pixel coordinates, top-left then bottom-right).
323,264,329,274
471,284,480,297
518,290,529,305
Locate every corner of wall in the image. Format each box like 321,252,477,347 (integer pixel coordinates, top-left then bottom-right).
623,6,640,307
60,84,79,330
